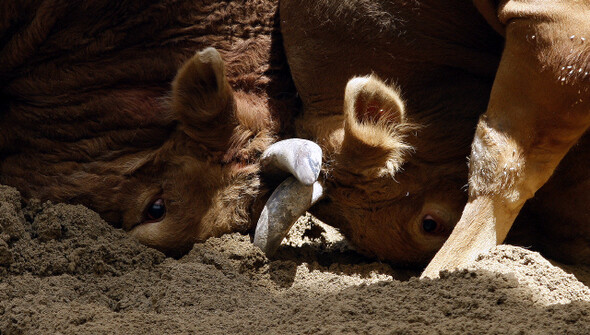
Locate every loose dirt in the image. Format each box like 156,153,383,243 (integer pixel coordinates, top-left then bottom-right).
1,184,589,334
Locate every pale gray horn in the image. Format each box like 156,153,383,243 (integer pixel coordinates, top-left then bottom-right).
260,139,322,186
254,176,324,256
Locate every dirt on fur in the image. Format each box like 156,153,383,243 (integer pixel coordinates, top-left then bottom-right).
1,184,589,334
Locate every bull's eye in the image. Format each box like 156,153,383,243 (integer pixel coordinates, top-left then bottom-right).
146,198,166,222
422,215,438,233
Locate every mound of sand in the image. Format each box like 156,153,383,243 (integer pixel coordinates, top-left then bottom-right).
1,184,589,334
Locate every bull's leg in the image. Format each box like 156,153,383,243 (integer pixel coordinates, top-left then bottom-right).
422,1,590,278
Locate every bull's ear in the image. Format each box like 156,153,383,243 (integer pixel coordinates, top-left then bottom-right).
339,75,412,175
171,47,236,152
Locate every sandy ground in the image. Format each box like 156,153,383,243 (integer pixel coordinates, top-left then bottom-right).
1,183,590,334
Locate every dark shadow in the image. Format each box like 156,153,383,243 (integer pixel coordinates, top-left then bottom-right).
551,261,590,288
265,5,302,138
266,215,421,284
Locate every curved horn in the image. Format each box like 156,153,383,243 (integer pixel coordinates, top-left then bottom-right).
254,176,324,256
260,139,322,186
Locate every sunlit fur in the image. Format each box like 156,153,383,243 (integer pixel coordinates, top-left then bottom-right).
282,0,589,267
425,0,590,276
2,0,588,266
281,0,500,266
310,76,468,265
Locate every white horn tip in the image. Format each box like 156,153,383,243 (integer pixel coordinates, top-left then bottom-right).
261,139,323,186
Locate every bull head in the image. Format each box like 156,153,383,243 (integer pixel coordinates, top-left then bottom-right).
127,48,323,256
122,48,276,255
326,76,468,265
257,75,468,266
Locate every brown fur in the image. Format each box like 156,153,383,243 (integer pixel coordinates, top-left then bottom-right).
0,0,298,256
2,0,587,267
281,0,589,267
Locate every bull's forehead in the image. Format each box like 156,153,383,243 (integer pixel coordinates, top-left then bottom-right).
328,162,463,197
320,169,467,232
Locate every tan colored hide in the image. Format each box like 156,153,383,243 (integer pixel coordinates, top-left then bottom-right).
423,0,590,277
282,0,588,267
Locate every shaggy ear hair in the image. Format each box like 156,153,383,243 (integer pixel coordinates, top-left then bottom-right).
171,47,236,152
339,75,413,176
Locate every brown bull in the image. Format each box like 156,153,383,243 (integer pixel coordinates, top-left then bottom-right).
0,0,297,256
279,0,589,267
2,0,587,268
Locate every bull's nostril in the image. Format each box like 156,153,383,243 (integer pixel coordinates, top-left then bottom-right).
422,215,438,233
